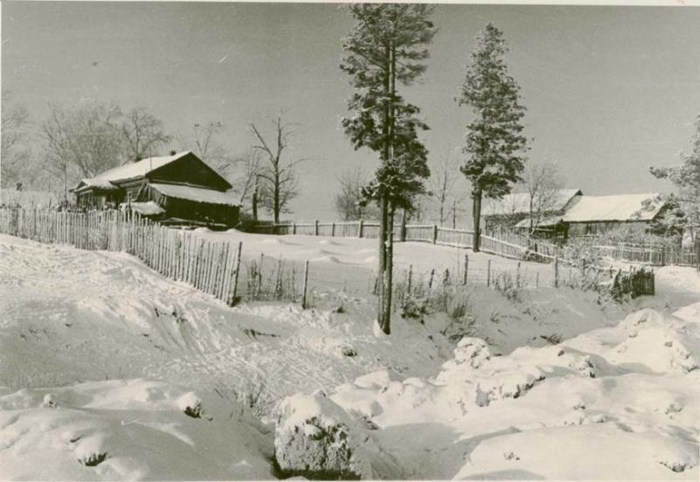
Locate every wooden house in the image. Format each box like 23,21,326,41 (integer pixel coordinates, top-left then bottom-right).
562,193,667,237
71,151,240,228
482,189,583,238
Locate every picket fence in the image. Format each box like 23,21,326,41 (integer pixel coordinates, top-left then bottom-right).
0,207,246,306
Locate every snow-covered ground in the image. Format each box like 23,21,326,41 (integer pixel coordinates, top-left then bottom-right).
1,232,699,479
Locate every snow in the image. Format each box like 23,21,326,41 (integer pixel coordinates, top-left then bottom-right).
128,201,165,216
563,192,664,222
80,151,189,187
321,300,700,478
74,178,119,192
0,379,274,480
150,183,241,206
482,189,581,217
2,231,700,479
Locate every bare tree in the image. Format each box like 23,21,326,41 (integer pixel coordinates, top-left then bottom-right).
1,91,30,188
426,154,467,226
230,149,263,206
334,168,379,220
43,102,125,197
249,116,303,223
121,107,172,162
184,121,232,175
522,159,565,235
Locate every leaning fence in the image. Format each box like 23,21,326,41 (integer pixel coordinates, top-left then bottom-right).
0,208,248,306
0,207,657,306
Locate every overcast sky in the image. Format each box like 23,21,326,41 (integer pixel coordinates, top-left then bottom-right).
3,2,700,222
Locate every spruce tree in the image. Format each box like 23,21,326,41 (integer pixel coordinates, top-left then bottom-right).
457,23,529,251
341,4,435,334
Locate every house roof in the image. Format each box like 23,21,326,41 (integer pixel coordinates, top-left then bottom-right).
514,215,564,229
562,193,664,223
73,178,120,193
72,152,191,192
482,189,582,217
150,183,241,207
92,151,190,184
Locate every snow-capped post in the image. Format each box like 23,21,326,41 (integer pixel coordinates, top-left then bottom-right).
358,219,364,238
487,260,491,287
332,222,336,237
314,220,319,236
463,254,469,285
554,256,560,288
432,224,438,244
302,260,310,309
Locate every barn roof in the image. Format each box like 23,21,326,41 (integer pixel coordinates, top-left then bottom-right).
150,183,241,207
482,189,582,217
562,193,664,223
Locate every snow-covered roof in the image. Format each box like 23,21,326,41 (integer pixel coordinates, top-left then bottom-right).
151,183,241,207
93,152,190,183
482,189,582,217
128,201,166,216
563,193,664,223
514,215,563,229
73,178,120,193
72,152,191,192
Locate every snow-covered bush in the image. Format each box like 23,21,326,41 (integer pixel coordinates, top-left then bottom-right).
274,391,367,479
177,392,203,419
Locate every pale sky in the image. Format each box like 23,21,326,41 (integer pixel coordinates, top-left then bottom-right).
3,2,700,223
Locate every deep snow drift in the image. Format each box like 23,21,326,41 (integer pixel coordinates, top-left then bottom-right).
283,303,700,479
1,232,699,479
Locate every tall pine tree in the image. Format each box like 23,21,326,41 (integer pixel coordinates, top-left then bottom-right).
341,4,435,334
457,23,528,251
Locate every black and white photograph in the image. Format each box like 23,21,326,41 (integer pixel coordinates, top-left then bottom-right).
0,1,699,479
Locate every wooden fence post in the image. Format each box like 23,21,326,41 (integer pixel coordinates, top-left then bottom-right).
554,256,560,288
331,222,336,237
314,220,319,236
302,260,310,309
230,241,243,306
358,219,364,238
432,225,438,244
487,260,491,287
292,222,297,235
463,254,469,285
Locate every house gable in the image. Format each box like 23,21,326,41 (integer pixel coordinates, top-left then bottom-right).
148,152,231,191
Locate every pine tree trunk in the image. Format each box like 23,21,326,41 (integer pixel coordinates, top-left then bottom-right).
382,206,394,335
377,195,389,332
473,189,482,252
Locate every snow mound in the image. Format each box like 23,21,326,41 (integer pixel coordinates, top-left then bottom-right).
453,424,699,480
0,379,273,480
274,390,402,479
